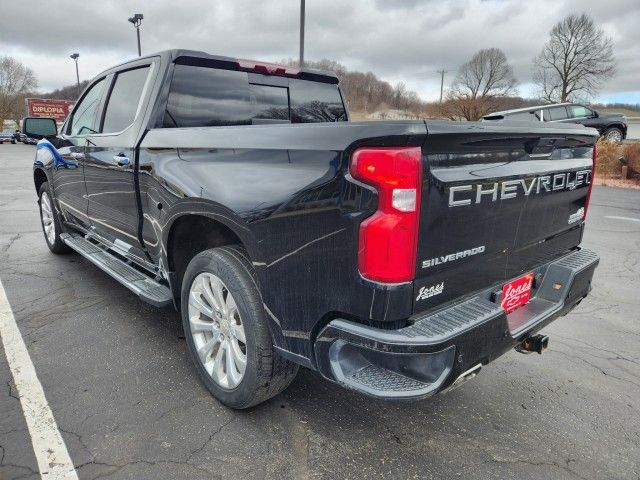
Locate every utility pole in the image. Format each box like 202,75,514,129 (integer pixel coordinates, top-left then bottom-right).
437,69,447,103
128,13,144,56
299,0,305,67
70,53,80,98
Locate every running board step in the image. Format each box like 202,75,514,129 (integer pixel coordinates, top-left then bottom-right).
60,233,172,308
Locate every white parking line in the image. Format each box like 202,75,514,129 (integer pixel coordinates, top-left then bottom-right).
604,215,640,223
0,278,78,479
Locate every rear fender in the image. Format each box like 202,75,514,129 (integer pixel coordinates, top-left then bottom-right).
160,201,288,349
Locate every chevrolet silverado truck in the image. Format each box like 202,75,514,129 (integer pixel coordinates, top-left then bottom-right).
25,50,599,408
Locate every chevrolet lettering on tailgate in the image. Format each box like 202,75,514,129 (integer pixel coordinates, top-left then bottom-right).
449,170,592,207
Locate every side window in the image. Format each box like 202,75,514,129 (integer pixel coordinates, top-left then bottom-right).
546,106,569,121
68,78,106,136
102,66,150,133
570,105,592,118
289,80,347,123
508,111,537,121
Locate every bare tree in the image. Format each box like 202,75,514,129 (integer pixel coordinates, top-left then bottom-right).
442,48,517,120
533,13,615,102
392,82,407,109
0,56,38,128
453,48,517,99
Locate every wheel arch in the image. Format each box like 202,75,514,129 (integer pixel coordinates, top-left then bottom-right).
164,212,259,305
605,123,626,134
34,167,48,195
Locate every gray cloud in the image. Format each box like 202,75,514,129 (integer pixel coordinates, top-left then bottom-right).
0,0,637,101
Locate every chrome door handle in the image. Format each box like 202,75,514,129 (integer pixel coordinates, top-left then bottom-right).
114,155,130,166
70,152,85,160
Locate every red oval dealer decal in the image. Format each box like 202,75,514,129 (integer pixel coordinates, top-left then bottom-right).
501,273,534,314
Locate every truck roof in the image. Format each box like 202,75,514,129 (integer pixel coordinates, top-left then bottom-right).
97,49,340,84
485,103,574,118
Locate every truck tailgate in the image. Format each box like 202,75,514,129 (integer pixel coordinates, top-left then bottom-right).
413,121,597,314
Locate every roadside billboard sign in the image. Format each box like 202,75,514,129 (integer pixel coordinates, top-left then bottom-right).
25,98,74,123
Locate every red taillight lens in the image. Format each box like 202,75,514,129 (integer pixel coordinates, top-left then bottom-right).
583,143,596,220
350,147,422,283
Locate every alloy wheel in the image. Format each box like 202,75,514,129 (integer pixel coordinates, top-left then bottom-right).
605,130,622,142
188,272,247,389
40,192,56,245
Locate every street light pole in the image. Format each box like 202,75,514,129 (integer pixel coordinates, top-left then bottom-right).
70,53,80,98
437,69,447,103
128,13,144,56
299,0,305,67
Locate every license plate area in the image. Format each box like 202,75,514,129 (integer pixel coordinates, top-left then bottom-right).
499,273,534,314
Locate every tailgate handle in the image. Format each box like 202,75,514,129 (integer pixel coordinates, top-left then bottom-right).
524,137,563,157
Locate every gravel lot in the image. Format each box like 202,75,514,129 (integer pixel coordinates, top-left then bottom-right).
1,144,639,480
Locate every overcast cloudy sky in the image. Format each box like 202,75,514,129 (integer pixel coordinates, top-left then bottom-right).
1,0,638,103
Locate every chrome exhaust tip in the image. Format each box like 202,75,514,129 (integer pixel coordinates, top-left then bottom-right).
515,334,549,355
443,363,482,393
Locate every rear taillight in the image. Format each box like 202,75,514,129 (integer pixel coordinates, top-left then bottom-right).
583,143,596,220
350,147,422,283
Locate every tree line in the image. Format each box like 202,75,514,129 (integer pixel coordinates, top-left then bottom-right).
283,58,426,115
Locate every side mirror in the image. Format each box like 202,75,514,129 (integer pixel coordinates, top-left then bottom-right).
22,117,57,140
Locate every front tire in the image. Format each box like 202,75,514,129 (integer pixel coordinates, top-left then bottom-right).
181,246,298,409
603,127,623,143
38,183,71,254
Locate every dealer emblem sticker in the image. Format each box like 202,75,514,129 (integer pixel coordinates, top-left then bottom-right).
416,282,445,301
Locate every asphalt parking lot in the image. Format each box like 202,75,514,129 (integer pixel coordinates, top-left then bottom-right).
0,143,639,480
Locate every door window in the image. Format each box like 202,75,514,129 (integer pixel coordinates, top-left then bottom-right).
102,66,151,133
68,78,106,136
507,111,538,121
570,105,592,118
546,106,569,121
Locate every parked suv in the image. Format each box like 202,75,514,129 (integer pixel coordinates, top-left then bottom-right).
483,103,627,142
0,131,17,144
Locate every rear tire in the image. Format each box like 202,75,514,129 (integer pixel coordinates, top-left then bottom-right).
603,127,623,143
38,182,71,254
181,245,298,409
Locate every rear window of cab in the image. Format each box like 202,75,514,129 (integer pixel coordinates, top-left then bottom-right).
163,64,347,128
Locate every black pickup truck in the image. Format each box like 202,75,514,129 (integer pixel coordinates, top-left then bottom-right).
26,49,599,408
